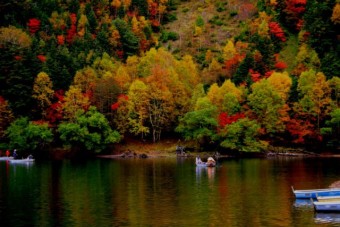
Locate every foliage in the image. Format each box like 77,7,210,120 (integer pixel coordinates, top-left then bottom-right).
58,106,121,153
219,118,266,152
5,117,53,153
176,97,218,145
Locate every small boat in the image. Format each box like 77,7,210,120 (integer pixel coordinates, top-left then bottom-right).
0,156,14,161
10,158,35,163
292,186,340,199
195,156,216,167
313,200,340,212
317,196,340,202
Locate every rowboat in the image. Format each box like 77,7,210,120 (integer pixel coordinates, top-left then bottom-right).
196,156,216,167
313,200,340,212
317,196,340,202
291,186,340,199
0,157,14,161
10,158,35,163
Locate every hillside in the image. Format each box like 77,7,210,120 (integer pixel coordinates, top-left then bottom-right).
0,0,339,156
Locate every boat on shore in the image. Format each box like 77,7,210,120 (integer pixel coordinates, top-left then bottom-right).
313,200,340,212
0,156,14,161
291,186,340,199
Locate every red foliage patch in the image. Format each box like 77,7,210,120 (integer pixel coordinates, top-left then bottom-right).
218,112,246,128
14,55,22,61
57,35,65,45
249,69,262,82
269,22,286,42
111,94,129,110
37,55,46,62
274,61,287,70
27,18,41,34
46,90,65,123
286,118,317,144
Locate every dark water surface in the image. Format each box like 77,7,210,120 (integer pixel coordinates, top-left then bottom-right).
1,156,340,226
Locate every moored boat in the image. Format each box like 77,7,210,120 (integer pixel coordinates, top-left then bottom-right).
317,196,340,202
0,156,14,161
313,200,340,212
292,186,340,199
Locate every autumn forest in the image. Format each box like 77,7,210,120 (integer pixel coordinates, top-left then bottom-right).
0,0,339,156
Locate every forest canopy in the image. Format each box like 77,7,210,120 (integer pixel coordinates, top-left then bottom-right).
0,0,339,154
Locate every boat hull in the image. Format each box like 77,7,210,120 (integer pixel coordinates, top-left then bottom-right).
10,159,35,163
313,201,340,212
0,157,14,161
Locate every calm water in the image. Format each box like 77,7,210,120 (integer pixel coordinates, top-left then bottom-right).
1,156,340,227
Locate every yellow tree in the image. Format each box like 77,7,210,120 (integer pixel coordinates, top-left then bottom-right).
0,26,32,49
62,86,90,121
73,66,98,94
127,79,150,138
296,69,332,129
331,3,340,24
223,39,236,61
32,72,54,118
114,65,131,93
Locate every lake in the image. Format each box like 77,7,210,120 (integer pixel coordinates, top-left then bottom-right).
1,156,340,226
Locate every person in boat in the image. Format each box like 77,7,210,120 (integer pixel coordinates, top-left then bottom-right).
206,157,216,165
13,149,18,159
6,150,10,157
196,156,203,165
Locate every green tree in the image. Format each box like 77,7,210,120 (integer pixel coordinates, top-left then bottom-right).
58,106,121,153
248,79,285,134
5,117,53,153
176,97,218,146
220,118,266,152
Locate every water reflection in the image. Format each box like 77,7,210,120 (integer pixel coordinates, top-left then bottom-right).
195,166,216,184
314,212,340,224
293,199,313,208
2,157,340,226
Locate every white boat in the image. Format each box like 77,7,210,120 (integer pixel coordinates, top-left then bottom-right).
0,156,14,161
313,200,340,212
317,196,340,202
195,156,216,167
291,186,340,199
10,158,35,163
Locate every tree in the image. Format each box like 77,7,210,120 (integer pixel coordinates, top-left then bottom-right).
176,97,218,146
331,3,340,25
248,79,285,134
58,106,121,153
0,97,14,138
296,70,332,130
220,118,266,152
5,117,53,153
126,80,150,138
62,86,90,121
32,72,54,118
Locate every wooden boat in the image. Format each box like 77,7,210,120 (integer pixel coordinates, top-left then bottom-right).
10,158,35,163
313,200,340,212
0,156,14,161
291,186,340,199
317,196,340,202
